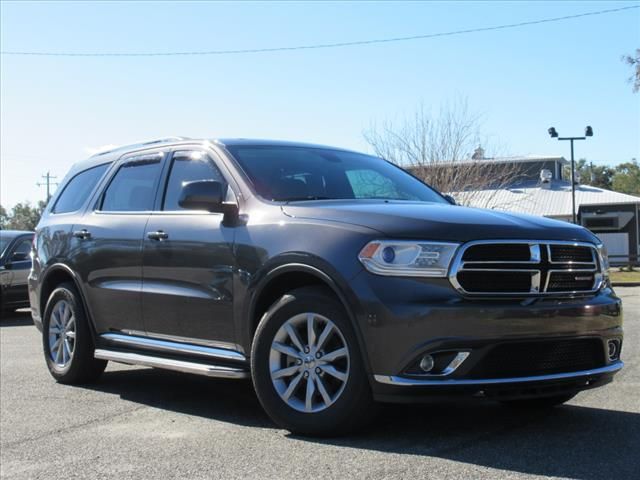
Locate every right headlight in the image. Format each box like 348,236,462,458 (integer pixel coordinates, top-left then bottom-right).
358,240,460,278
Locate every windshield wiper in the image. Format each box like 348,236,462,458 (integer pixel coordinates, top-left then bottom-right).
280,196,333,203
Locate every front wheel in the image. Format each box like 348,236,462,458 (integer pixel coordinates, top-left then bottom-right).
42,283,107,384
251,287,375,436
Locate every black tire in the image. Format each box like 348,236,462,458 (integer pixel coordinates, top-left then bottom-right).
251,286,375,436
42,282,107,384
500,393,577,409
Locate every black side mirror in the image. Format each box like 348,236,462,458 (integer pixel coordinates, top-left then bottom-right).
179,180,224,212
444,194,457,205
10,251,29,262
178,180,239,222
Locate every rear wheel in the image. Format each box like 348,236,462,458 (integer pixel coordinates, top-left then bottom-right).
251,287,375,436
42,283,107,384
500,393,577,409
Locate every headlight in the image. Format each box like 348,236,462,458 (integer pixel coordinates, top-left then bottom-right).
358,240,460,277
597,243,610,277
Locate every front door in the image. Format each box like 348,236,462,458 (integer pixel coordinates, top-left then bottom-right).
141,150,236,345
2,236,33,306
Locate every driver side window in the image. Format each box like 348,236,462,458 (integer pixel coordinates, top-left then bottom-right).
163,151,227,211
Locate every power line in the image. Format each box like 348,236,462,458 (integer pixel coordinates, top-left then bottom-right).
36,172,58,202
1,5,638,57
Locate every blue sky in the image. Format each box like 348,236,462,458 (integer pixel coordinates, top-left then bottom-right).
1,0,639,207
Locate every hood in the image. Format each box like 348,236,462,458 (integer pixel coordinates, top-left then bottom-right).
282,200,597,243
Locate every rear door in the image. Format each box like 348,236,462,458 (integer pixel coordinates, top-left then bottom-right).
141,149,236,344
71,151,166,334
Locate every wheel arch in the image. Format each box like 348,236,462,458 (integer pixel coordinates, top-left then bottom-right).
245,262,371,373
39,264,98,337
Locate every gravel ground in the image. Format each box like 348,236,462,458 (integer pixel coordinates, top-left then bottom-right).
1,287,638,480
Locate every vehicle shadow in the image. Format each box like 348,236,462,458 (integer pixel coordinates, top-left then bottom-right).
0,310,33,327
85,367,273,429
87,367,638,480
302,400,640,480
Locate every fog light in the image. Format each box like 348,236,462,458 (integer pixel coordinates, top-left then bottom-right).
419,354,435,373
607,339,621,361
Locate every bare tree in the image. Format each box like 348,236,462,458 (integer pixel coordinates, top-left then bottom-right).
363,99,521,208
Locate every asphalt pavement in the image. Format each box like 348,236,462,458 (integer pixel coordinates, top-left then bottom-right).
1,287,638,480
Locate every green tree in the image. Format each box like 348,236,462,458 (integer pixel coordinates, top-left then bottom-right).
0,201,46,231
0,205,9,229
612,159,640,195
564,159,615,190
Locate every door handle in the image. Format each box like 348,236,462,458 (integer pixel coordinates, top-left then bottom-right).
73,229,92,240
147,230,169,241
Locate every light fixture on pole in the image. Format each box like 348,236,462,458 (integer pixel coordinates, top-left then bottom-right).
547,126,593,224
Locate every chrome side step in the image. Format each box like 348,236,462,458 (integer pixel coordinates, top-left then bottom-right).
100,333,246,363
94,349,249,379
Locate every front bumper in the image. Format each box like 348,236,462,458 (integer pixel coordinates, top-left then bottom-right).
348,272,623,401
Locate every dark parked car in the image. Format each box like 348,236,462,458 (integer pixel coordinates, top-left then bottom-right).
29,138,623,435
1,230,34,315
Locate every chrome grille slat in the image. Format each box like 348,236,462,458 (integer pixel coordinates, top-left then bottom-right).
449,240,602,296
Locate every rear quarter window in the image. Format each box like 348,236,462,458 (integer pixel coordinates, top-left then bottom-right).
52,163,110,214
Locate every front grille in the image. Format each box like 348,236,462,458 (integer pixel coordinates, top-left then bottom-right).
467,339,605,379
451,241,601,296
457,271,533,293
463,244,531,262
547,271,596,292
549,245,594,263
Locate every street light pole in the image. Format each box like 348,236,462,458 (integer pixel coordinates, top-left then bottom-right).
547,126,593,225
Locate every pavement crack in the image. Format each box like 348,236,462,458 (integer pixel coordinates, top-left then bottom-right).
2,404,147,449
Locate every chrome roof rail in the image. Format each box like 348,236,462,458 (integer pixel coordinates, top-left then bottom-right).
91,136,192,157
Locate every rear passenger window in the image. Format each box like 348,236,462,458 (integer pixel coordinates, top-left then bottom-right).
163,151,226,211
52,164,109,214
101,155,163,212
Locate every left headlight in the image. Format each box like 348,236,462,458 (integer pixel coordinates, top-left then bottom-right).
358,240,460,277
597,243,610,277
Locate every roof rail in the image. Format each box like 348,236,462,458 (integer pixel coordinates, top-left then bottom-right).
91,136,192,157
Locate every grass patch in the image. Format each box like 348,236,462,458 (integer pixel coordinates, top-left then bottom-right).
609,269,640,283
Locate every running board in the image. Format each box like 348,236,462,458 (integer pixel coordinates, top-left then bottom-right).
94,349,249,379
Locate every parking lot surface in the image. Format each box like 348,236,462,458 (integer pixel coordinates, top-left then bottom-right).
1,287,638,480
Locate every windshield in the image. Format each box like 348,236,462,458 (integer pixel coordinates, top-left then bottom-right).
0,236,14,257
225,145,447,203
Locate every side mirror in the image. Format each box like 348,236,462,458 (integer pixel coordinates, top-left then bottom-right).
178,180,239,221
10,251,29,262
444,194,457,205
179,180,224,212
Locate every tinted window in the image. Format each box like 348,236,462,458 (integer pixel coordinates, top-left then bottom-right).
53,164,109,214
101,157,163,212
226,146,446,203
163,151,226,210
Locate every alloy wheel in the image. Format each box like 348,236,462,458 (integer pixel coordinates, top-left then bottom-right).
48,299,76,368
269,313,350,413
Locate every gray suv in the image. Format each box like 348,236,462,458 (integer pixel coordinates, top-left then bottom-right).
29,137,623,436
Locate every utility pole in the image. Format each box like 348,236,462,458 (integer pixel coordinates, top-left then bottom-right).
37,172,59,202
